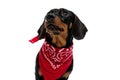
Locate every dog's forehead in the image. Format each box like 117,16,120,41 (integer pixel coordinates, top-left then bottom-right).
46,8,75,24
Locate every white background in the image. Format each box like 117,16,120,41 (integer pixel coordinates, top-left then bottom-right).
0,0,120,80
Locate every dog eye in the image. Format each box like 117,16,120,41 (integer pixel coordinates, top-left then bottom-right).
61,11,69,17
63,12,67,16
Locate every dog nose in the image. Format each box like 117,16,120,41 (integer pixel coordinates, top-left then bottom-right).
46,14,55,22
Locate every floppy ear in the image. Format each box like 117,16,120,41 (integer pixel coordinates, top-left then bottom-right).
72,15,88,40
37,21,46,40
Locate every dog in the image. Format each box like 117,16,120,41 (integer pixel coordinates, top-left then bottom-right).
29,8,88,80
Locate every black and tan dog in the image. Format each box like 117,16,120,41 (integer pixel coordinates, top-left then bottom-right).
29,8,88,80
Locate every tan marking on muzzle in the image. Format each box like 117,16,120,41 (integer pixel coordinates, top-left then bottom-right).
45,16,69,47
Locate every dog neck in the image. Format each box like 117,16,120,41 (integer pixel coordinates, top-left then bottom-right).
49,33,68,47
45,31,73,48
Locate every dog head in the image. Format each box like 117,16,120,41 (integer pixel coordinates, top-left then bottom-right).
44,8,74,35
38,8,88,47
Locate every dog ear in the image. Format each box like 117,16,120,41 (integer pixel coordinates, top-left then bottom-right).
37,21,46,40
72,15,88,40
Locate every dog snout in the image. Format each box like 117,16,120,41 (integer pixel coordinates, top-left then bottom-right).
46,13,55,22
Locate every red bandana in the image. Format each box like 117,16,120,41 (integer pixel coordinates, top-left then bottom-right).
29,35,73,80
38,41,73,80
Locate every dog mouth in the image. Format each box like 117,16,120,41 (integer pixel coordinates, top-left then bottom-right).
46,24,64,35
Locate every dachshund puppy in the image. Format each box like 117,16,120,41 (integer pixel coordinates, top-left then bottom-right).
29,8,88,80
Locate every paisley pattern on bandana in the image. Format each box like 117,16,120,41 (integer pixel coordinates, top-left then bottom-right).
41,42,73,70
38,41,73,80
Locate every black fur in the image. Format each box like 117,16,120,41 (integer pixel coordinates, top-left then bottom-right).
36,8,88,80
